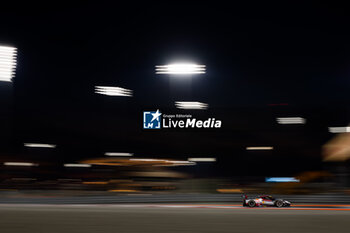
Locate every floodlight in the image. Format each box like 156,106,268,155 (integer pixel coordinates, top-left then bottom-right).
155,63,206,74
175,101,208,110
328,126,350,133
0,45,17,82
95,86,133,97
24,143,56,148
277,117,306,124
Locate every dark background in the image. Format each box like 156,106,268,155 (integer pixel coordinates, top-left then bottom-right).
0,1,350,177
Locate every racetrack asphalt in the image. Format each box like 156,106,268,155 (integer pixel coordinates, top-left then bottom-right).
1,204,350,233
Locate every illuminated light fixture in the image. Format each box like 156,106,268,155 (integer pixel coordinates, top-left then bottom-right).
105,152,133,157
171,160,194,164
246,147,274,150
265,177,300,183
64,163,91,168
24,143,56,148
4,162,38,167
175,101,208,110
155,63,206,74
277,117,306,124
95,86,133,97
0,45,17,82
188,158,216,162
328,126,350,133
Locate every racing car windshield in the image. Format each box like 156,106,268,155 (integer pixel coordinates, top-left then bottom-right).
260,196,275,200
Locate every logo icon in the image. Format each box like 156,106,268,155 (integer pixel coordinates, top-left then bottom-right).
143,110,162,129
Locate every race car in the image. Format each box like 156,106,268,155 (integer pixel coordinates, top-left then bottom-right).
242,195,291,207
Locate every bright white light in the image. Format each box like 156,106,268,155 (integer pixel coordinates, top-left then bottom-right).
246,147,274,150
105,152,133,157
64,164,91,168
169,160,195,165
175,101,208,110
188,158,216,162
24,143,56,148
155,64,206,74
328,126,350,133
0,45,17,82
95,86,133,97
265,177,300,182
4,162,37,167
277,117,306,124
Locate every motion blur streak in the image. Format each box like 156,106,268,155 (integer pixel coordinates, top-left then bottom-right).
188,158,216,162
323,133,350,161
155,64,206,74
328,126,350,133
0,45,17,82
105,152,133,156
11,178,37,181
1,206,350,233
276,117,306,124
82,181,108,185
3,162,37,166
129,158,165,162
130,158,194,165
171,160,196,164
63,164,91,168
175,101,208,109
246,146,274,150
153,162,196,166
24,143,56,148
265,177,300,182
94,86,133,97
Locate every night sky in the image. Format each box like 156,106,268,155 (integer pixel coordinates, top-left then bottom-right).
0,1,350,176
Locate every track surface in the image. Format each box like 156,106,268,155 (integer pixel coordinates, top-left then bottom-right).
1,204,350,233
123,204,350,210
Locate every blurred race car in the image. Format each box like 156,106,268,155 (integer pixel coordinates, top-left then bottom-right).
243,195,291,207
